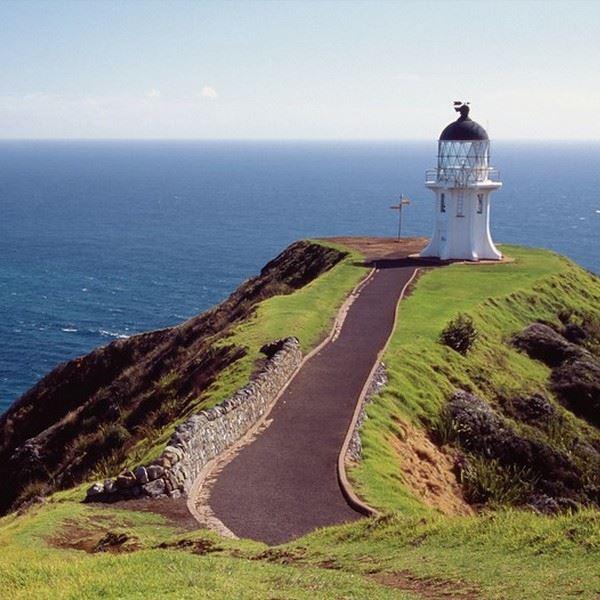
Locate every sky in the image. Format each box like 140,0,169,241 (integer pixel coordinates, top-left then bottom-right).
1,0,600,140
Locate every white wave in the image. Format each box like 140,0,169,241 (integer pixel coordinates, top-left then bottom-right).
61,327,78,333
99,329,129,339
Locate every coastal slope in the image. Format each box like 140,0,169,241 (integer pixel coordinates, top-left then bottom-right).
0,241,350,514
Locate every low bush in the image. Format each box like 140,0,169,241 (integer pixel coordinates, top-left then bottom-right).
439,313,478,355
14,480,50,507
460,457,537,506
99,423,131,450
92,448,129,480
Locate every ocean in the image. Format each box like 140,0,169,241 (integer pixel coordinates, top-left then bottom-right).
1,140,598,411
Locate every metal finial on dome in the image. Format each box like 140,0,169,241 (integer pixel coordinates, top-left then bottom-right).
453,101,470,120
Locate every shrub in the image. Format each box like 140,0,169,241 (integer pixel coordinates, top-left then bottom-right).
92,449,128,480
15,480,49,507
552,355,600,427
460,457,537,506
99,423,131,449
152,397,182,428
431,409,456,446
582,314,600,356
439,313,478,355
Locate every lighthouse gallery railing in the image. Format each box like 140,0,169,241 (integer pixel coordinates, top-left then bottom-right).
425,167,500,187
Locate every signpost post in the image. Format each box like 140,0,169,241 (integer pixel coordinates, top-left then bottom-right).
390,194,411,241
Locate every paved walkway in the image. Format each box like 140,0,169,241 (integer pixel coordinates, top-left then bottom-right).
206,256,424,545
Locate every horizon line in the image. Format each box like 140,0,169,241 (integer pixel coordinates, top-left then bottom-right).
1,137,600,143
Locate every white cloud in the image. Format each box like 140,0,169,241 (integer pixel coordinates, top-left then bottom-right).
200,85,218,99
146,88,161,98
394,73,421,82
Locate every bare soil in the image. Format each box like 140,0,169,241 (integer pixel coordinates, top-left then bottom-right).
372,570,482,600
322,236,429,262
48,517,141,554
104,497,200,531
392,420,473,516
156,537,222,555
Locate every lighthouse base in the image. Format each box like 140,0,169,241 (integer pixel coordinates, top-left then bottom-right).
419,184,502,262
420,240,502,262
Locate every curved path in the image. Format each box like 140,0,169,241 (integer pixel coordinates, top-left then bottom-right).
206,255,426,545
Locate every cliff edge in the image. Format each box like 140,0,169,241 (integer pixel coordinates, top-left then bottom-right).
0,241,347,514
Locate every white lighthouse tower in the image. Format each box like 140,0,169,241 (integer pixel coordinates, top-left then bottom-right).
420,103,502,261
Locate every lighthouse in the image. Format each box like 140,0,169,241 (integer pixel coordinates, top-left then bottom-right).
420,103,502,261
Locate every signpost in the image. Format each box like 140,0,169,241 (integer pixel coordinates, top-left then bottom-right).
390,194,411,241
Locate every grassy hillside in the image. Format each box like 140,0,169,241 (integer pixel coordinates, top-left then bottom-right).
205,240,367,407
351,245,600,515
0,243,599,599
2,500,598,600
0,240,368,512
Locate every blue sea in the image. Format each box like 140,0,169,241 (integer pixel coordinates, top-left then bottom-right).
1,140,599,411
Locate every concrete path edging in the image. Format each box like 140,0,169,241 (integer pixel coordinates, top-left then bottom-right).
188,265,376,531
337,267,421,518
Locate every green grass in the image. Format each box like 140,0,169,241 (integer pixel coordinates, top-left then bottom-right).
351,245,600,514
0,549,404,600
206,239,367,401
295,508,600,600
1,243,599,599
0,503,405,599
2,497,598,599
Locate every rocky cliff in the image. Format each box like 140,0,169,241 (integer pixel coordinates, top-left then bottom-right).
0,241,346,514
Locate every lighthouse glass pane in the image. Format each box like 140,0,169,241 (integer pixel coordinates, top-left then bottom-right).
437,140,490,185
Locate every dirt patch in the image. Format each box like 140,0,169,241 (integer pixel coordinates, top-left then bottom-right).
103,496,199,531
392,421,473,516
321,236,428,262
156,537,222,555
48,518,140,554
316,558,342,570
251,548,306,565
250,548,342,572
372,570,481,600
93,531,134,553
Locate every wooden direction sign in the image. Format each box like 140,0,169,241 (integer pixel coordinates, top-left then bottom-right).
390,194,411,240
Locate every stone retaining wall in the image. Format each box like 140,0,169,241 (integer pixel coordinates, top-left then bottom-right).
346,362,387,462
85,337,302,502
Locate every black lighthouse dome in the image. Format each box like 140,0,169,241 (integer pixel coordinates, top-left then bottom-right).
439,103,488,141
